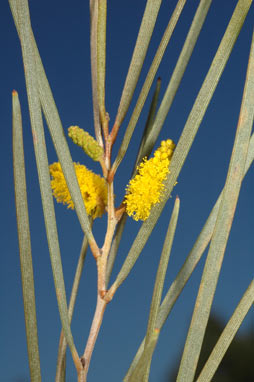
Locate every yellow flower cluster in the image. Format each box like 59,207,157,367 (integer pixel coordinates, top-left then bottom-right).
49,162,107,219
124,139,175,221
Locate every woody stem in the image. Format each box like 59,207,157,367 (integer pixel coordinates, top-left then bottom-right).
80,294,107,381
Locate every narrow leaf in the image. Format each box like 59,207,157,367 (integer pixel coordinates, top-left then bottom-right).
133,77,162,170
144,0,212,155
13,90,41,382
97,0,107,124
158,0,252,205
145,198,180,345
9,0,97,253
10,0,80,368
156,134,254,333
106,78,162,287
107,0,252,300
123,130,254,379
114,0,162,128
128,197,180,382
56,234,90,382
196,280,254,382
123,128,254,379
176,26,254,382
111,0,186,169
127,329,159,382
90,0,103,145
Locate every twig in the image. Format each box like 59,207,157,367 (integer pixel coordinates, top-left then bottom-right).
81,295,107,381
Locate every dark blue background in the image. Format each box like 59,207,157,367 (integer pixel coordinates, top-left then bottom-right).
1,1,253,381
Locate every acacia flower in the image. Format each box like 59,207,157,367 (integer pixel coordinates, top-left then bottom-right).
124,139,175,221
68,126,104,161
49,162,107,219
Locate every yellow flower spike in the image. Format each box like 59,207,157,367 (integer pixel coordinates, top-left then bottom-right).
68,125,104,161
124,139,175,221
49,162,107,219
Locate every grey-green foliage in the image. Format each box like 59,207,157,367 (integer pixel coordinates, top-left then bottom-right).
10,0,80,370
176,26,254,382
12,90,41,382
10,1,254,381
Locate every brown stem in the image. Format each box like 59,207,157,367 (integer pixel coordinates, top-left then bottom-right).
81,294,107,379
79,136,118,380
97,180,117,295
104,281,117,303
77,367,86,382
102,181,116,253
107,160,116,183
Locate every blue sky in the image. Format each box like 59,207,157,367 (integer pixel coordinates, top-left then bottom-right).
1,1,253,381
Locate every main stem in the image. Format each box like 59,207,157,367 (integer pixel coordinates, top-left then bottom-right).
80,294,107,381
79,151,118,381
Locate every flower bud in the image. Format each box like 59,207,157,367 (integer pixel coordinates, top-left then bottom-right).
68,126,103,161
